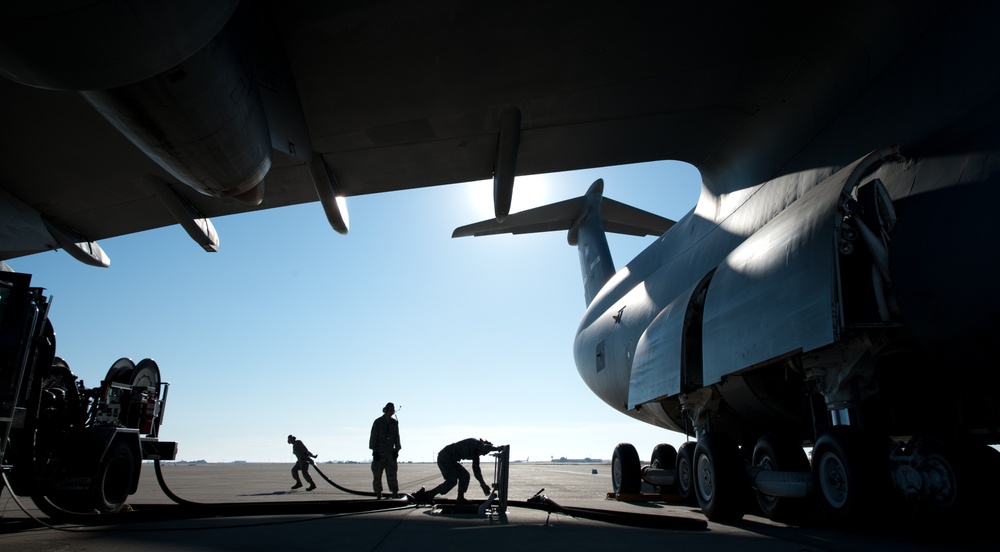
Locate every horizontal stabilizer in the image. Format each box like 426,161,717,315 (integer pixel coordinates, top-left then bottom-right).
454,179,673,306
601,198,676,237
452,197,674,238
453,197,581,237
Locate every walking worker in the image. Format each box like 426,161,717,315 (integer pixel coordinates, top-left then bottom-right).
413,438,498,504
369,402,401,498
287,434,317,491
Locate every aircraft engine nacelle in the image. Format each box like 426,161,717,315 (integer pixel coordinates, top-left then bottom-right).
0,1,272,204
79,24,273,205
0,1,238,91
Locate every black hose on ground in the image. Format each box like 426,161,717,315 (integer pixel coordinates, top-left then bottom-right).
139,459,410,522
153,459,199,507
154,460,706,530
308,459,378,497
513,494,707,531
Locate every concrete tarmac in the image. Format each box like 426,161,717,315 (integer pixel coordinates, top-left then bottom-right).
1,462,995,551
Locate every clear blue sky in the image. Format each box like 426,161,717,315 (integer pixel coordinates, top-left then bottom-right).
10,161,701,464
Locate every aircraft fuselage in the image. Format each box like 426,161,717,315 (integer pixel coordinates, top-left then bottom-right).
573,147,1000,445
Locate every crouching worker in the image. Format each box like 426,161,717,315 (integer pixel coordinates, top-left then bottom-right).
287,434,317,491
413,438,497,504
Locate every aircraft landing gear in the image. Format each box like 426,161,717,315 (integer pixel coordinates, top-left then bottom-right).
675,441,696,504
611,443,641,495
649,443,677,496
612,442,684,499
888,436,1000,524
812,426,887,524
693,432,746,522
613,419,995,528
950,443,1000,523
751,434,810,521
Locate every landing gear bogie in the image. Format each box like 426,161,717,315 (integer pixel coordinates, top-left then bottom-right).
889,436,1000,526
614,429,997,529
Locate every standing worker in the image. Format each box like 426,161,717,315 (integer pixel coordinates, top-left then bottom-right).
287,434,317,491
369,402,401,499
413,438,498,504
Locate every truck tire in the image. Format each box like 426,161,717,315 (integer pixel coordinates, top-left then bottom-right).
93,440,135,513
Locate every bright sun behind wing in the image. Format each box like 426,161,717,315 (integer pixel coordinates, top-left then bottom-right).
464,174,552,221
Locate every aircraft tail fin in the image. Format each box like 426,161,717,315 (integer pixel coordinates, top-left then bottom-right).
453,179,674,305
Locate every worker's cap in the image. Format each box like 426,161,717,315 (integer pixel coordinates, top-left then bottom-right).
383,402,395,413
478,439,494,451
287,434,295,441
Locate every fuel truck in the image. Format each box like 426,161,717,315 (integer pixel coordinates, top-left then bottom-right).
1,271,177,515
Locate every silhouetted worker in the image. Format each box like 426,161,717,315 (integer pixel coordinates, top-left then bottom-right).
287,434,317,491
369,401,401,499
413,438,497,504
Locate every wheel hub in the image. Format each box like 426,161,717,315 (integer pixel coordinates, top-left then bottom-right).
697,455,715,501
678,458,691,491
818,452,848,508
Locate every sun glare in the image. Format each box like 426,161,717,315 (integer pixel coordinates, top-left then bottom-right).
464,174,552,221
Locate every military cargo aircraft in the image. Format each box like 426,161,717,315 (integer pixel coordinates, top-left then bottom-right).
1,0,998,524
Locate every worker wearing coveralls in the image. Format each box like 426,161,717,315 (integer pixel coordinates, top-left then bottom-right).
414,438,497,503
369,402,401,498
287,434,317,491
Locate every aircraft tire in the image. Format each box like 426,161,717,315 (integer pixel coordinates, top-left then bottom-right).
812,427,886,525
957,443,1000,523
693,433,746,522
675,441,697,504
752,434,809,521
650,443,678,495
612,443,641,495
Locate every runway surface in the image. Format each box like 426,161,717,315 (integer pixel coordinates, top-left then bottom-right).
1,461,995,551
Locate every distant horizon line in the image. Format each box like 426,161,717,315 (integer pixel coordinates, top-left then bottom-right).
153,458,611,465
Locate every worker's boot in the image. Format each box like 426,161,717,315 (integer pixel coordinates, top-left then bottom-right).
291,482,302,490
306,479,316,491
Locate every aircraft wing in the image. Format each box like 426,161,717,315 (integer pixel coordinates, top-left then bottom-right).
0,1,965,263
